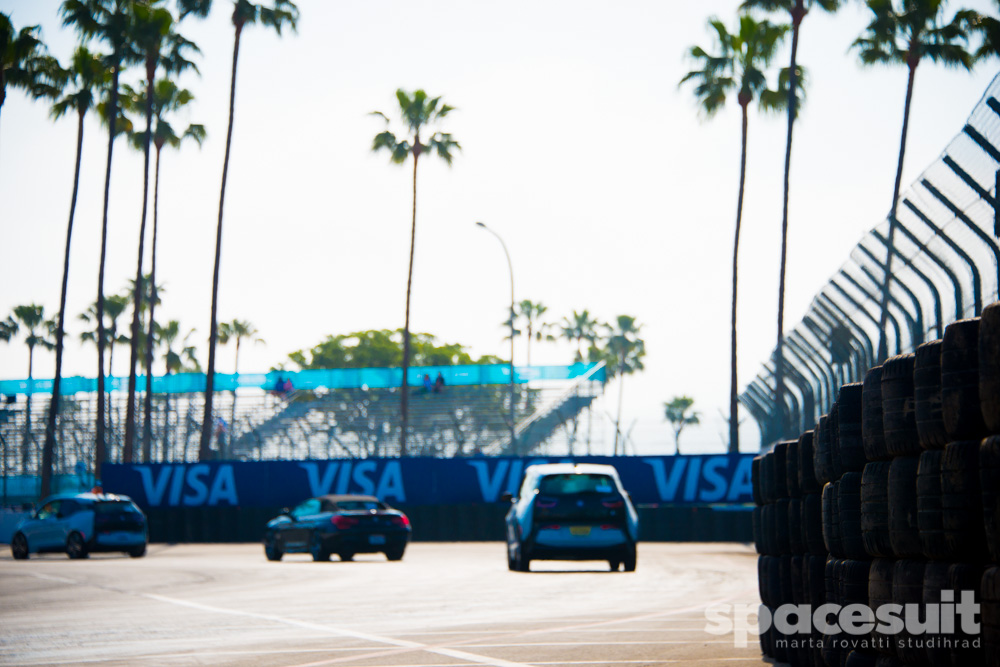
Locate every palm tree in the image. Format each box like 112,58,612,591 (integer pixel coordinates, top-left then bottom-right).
217,319,263,456
157,319,198,460
664,396,700,454
62,0,135,479
513,300,554,367
852,0,979,362
179,0,298,462
370,88,461,456
593,315,646,455
7,305,55,472
1,13,62,156
41,47,108,496
742,0,841,438
122,3,198,464
79,293,130,444
560,310,601,363
681,15,788,453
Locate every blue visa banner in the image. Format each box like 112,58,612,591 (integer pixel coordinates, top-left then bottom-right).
102,454,754,509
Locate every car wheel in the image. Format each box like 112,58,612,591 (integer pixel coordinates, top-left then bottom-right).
11,533,29,560
385,546,405,561
310,533,330,562
67,532,89,559
128,544,147,558
264,539,283,562
623,546,637,572
609,560,621,572
339,551,355,562
507,545,517,571
515,546,531,573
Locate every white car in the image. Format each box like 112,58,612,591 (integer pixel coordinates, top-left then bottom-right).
10,493,148,560
503,463,639,572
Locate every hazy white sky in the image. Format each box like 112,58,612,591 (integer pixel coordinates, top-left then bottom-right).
1,0,997,454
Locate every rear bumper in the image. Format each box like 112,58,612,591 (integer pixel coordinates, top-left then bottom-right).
317,529,410,553
526,542,634,562
91,532,146,551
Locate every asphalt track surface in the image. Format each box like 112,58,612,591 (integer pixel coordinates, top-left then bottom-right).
1,542,768,667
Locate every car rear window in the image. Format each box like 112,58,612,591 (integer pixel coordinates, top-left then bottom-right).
94,501,141,514
538,474,616,495
335,500,383,511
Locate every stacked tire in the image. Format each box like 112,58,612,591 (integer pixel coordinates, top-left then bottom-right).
752,299,1000,667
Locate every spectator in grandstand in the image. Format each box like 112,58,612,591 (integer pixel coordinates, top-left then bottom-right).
422,373,433,393
433,372,445,394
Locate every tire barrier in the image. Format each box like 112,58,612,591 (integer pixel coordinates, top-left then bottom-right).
752,301,1000,667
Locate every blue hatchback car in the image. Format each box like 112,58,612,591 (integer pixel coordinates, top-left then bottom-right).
504,463,639,572
10,493,148,560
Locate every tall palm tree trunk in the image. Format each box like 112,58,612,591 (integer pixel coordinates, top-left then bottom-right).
613,359,625,454
201,24,243,461
124,63,156,463
876,64,917,363
143,146,162,462
228,339,240,459
400,152,419,457
23,348,34,473
730,104,750,454
95,51,121,480
775,7,803,441
41,109,86,496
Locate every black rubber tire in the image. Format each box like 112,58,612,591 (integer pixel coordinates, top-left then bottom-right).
861,462,893,558
788,498,805,555
798,430,821,495
622,545,636,572
914,340,948,450
888,456,922,558
773,441,789,500
823,481,843,558
822,557,844,667
785,439,801,499
814,414,833,486
845,650,879,667
385,546,405,561
948,562,985,667
882,353,920,457
868,559,895,656
838,383,867,472
609,560,620,572
310,533,331,562
762,451,777,505
752,455,764,507
11,533,28,560
863,365,889,462
760,555,776,607
804,553,826,607
892,559,927,667
774,498,791,555
916,449,947,561
264,539,283,562
339,551,355,562
128,544,146,558
941,439,988,561
874,656,905,667
830,403,844,480
802,492,826,556
752,506,763,554
982,436,1000,563
984,567,1000,667
981,301,1000,434
839,472,867,560
922,561,951,667
942,318,989,441
514,546,529,572
66,532,89,560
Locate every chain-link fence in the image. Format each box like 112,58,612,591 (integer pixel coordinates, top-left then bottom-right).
741,73,1000,448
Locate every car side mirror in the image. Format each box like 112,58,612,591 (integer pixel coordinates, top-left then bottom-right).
500,492,514,503
280,507,291,517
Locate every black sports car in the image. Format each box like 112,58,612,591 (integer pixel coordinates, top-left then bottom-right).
263,494,411,562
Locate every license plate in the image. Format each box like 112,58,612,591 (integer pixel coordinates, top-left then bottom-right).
369,534,386,545
569,526,591,536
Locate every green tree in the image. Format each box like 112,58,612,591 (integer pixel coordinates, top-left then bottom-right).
681,14,788,453
79,293,130,440
289,330,484,370
41,47,108,496
664,396,700,454
370,89,461,456
1,12,62,155
218,319,263,448
8,305,55,473
179,0,299,462
560,310,601,363
156,319,199,460
853,0,979,362
589,315,646,455
512,300,554,367
742,0,841,438
62,0,135,478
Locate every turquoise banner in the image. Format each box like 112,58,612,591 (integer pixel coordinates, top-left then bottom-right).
0,363,605,396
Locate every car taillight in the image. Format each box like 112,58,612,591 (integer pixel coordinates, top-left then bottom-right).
391,514,410,528
540,524,562,530
535,497,557,509
331,515,358,529
601,524,617,530
601,500,624,509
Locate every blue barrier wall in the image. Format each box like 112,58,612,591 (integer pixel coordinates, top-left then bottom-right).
103,454,754,510
0,362,605,396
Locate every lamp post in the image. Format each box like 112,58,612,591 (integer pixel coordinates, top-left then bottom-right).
476,222,517,453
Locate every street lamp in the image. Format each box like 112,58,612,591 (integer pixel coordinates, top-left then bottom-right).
475,221,517,452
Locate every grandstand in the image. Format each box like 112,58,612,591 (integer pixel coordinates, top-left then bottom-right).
0,363,607,499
